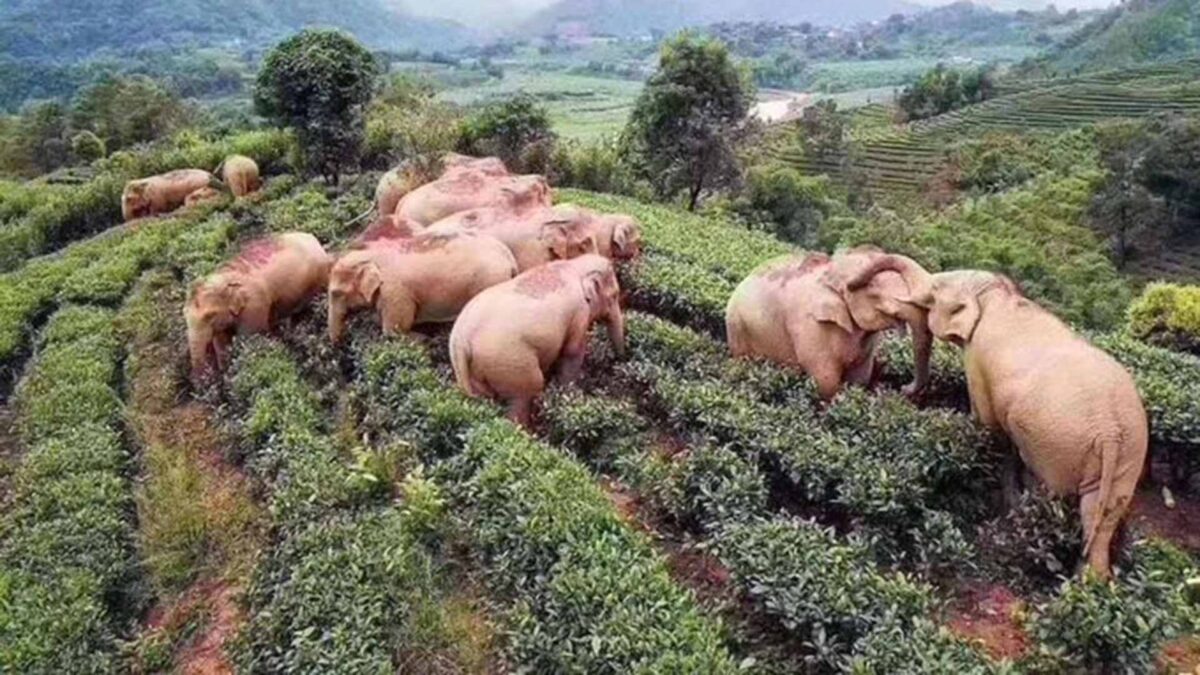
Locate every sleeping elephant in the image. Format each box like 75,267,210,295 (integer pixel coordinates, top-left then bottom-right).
395,171,551,226
450,254,625,427
327,230,518,343
184,186,225,208
375,164,429,218
185,232,331,381
425,205,598,272
351,214,421,247
123,169,221,222
441,153,509,178
725,247,932,401
219,154,261,197
849,262,1148,579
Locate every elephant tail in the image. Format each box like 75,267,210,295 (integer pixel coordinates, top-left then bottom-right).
450,334,478,396
1083,435,1121,557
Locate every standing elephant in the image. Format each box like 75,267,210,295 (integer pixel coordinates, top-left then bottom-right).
395,171,551,226
425,205,598,272
185,232,331,381
579,211,642,261
725,247,932,401
450,255,625,427
219,154,261,197
123,169,220,222
327,230,518,343
849,262,1148,578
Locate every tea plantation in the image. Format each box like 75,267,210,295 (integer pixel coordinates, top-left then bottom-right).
0,138,1197,673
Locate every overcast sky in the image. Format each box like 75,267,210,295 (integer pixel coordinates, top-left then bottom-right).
399,0,1117,27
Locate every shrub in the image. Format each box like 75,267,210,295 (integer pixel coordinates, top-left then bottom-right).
70,130,105,163
0,306,136,673
1127,282,1200,354
457,93,554,171
1031,538,1200,672
976,489,1082,591
738,164,833,244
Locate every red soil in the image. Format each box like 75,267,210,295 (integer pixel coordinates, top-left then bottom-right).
1129,487,1200,554
945,584,1030,661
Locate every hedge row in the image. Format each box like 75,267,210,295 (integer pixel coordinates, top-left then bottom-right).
1126,282,1200,355
0,306,136,673
353,337,738,672
224,337,450,673
0,129,293,272
0,208,237,385
538,388,997,671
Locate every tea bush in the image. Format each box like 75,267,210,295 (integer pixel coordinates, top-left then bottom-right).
0,306,136,673
1127,282,1200,355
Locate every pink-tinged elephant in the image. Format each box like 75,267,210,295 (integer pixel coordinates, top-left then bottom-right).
578,211,642,261
123,169,221,222
327,230,518,343
850,262,1149,579
425,205,598,272
184,187,225,209
219,154,261,197
441,153,509,178
450,254,625,427
725,247,932,401
395,171,551,226
185,232,331,381
351,215,421,247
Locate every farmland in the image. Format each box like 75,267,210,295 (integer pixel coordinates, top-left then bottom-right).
1,131,1197,672
766,58,1200,196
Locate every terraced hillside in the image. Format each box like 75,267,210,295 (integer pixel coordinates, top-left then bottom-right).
768,58,1200,195
1,142,1198,672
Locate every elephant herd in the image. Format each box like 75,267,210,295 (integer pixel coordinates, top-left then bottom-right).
121,154,262,222
174,152,1146,579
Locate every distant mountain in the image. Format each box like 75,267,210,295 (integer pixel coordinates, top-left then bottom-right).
1042,0,1200,72
519,0,922,36
0,0,472,61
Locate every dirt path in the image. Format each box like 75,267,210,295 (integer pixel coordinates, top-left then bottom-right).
0,404,20,512
945,584,1030,662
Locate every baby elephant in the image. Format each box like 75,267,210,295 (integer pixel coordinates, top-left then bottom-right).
450,255,625,427
851,262,1148,579
327,231,518,343
185,232,331,381
123,169,220,222
219,154,261,197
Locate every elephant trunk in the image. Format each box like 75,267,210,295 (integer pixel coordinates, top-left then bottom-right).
187,324,212,382
847,254,933,302
329,300,348,344
607,306,626,358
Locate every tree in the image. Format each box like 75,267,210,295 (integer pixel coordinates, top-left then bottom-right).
255,29,379,185
71,75,189,152
622,34,752,211
898,64,994,122
1091,121,1167,265
457,93,554,171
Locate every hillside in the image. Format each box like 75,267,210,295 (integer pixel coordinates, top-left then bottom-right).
0,0,471,60
1038,0,1200,73
519,0,920,37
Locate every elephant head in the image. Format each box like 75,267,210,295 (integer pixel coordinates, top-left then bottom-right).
540,217,597,261
122,180,151,221
327,251,382,344
914,271,1023,347
185,278,256,379
581,262,625,357
832,251,933,331
502,175,551,212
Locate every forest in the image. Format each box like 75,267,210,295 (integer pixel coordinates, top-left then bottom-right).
1,1,1200,673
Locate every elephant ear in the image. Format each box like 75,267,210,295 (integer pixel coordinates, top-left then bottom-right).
581,271,606,312
939,295,982,345
613,220,633,255
540,221,572,259
223,281,250,317
809,292,855,334
356,262,383,304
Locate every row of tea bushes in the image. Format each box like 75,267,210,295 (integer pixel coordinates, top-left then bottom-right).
224,337,454,673
352,336,739,672
1127,282,1200,355
538,387,997,671
0,208,237,385
0,129,293,272
0,307,137,673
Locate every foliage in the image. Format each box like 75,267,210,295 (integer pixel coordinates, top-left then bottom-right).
977,489,1082,590
949,129,1098,195
1127,282,1200,354
457,93,554,172
0,306,135,673
72,75,192,153
363,74,462,169
255,29,379,184
898,64,994,122
736,163,834,244
1031,539,1200,673
622,34,753,210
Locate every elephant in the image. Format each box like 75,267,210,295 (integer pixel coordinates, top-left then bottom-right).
395,171,551,226
352,214,420,247
425,205,599,272
579,210,642,261
327,230,518,343
185,232,331,381
441,153,509,178
849,261,1149,579
219,154,261,197
184,186,225,208
123,169,221,222
725,247,932,401
373,155,507,220
450,254,625,427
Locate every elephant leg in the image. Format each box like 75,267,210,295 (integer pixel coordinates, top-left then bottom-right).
845,353,876,389
810,363,845,402
727,314,750,358
1001,450,1024,513
556,313,591,385
379,292,418,336
212,331,234,372
507,397,536,429
1080,489,1115,579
